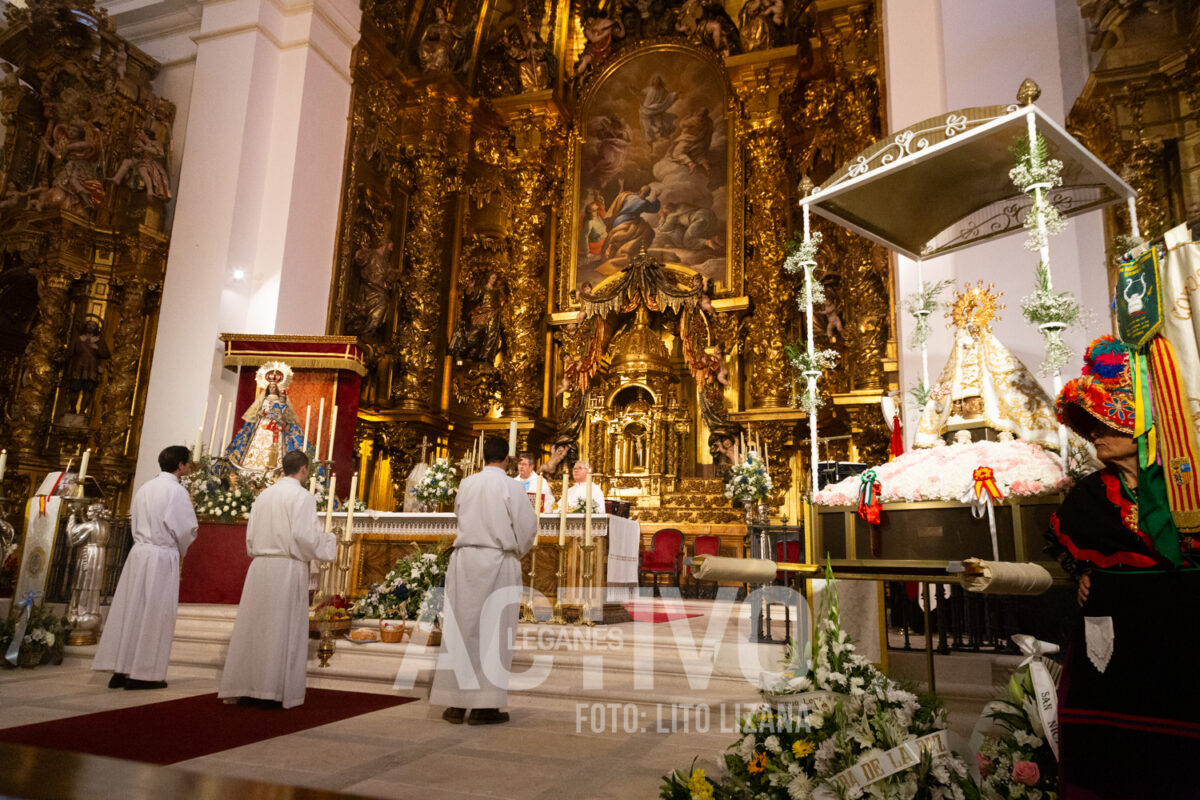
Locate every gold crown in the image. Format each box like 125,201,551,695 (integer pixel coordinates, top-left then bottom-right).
948,282,1004,334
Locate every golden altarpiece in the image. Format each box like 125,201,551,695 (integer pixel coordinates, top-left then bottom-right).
328,0,900,542
0,1,174,513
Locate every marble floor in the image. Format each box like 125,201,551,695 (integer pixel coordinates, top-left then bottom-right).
0,647,743,799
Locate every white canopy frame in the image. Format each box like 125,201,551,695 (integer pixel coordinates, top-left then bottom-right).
797,93,1139,496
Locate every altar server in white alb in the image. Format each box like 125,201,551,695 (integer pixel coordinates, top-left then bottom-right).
219,450,336,709
431,437,538,725
560,460,606,513
93,445,198,690
514,452,554,512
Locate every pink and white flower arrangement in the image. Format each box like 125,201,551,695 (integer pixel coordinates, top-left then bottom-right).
814,440,1071,506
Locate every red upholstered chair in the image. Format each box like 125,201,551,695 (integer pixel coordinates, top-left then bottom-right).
775,539,801,583
688,534,721,598
639,528,685,593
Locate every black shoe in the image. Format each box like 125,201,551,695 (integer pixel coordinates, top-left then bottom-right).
442,707,466,724
237,697,283,709
467,708,509,725
124,679,167,690
107,673,127,689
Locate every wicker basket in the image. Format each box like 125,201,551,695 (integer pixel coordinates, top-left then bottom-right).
379,619,406,643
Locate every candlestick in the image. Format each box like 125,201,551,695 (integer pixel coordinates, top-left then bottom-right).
315,398,325,461
303,405,311,451
584,476,593,547
0,449,7,484
208,399,223,455
324,473,336,532
558,470,568,546
328,404,338,462
78,448,90,487
508,419,517,457
345,472,357,542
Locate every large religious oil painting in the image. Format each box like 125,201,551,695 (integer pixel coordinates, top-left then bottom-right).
572,46,733,295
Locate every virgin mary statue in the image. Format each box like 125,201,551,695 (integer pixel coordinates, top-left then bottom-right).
225,361,306,472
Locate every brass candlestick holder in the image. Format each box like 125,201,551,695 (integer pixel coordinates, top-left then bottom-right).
520,541,537,623
579,541,597,627
551,542,567,625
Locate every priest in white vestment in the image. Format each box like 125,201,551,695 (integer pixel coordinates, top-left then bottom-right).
93,445,198,689
218,450,336,709
430,437,538,725
558,460,606,513
514,453,554,513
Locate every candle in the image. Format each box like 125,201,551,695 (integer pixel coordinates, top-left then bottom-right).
199,397,208,446
477,432,485,469
559,470,568,545
328,403,338,462
315,398,325,461
345,472,358,542
508,419,517,457
0,449,5,483
78,448,90,487
324,473,336,532
740,433,746,463
764,440,770,471
303,405,311,451
309,474,317,494
208,399,223,455
194,426,203,459
223,398,234,451
535,474,544,515
584,475,593,547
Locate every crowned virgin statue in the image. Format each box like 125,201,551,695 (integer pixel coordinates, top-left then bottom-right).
225,361,306,472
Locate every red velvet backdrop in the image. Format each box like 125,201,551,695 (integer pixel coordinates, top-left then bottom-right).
179,522,251,604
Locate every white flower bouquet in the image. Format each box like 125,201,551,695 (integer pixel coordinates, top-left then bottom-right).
352,542,451,623
411,458,458,508
725,452,773,503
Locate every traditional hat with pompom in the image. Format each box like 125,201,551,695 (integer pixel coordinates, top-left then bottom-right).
1056,336,1135,436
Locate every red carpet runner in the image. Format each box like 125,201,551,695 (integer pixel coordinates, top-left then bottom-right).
0,688,414,765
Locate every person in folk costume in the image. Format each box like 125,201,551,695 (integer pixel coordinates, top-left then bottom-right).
218,450,336,708
514,452,555,513
430,437,538,725
559,460,606,513
225,361,306,472
1045,336,1200,798
93,445,198,690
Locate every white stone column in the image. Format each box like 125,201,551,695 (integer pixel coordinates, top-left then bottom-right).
128,0,360,488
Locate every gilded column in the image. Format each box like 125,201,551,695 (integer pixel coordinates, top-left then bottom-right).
9,264,75,452
392,84,470,412
494,92,564,418
728,49,801,409
97,277,154,457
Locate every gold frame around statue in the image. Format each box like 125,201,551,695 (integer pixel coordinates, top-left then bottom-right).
562,42,743,307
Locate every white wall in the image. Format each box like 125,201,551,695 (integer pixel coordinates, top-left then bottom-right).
885,0,1111,444
121,0,360,488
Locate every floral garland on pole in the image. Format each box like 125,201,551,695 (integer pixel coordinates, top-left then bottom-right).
902,279,953,351
1009,130,1079,377
785,346,840,415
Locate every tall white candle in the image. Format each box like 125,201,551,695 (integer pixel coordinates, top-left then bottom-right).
508,419,517,457
223,398,234,451
328,404,338,462
198,397,208,446
208,399,223,455
584,475,593,546
0,449,6,484
325,473,336,532
559,470,568,546
303,405,311,451
78,448,90,486
535,474,543,514
309,473,317,494
345,472,358,542
764,440,770,471
315,398,325,461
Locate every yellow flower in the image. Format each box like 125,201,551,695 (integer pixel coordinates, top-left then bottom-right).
688,768,714,800
748,751,769,774
792,739,815,759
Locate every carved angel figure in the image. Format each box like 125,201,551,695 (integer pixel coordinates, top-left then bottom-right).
108,128,171,199
739,0,786,52
41,120,105,211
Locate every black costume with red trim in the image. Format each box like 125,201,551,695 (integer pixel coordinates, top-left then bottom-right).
1045,467,1200,799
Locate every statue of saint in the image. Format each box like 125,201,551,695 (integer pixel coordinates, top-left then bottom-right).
353,239,398,336
224,361,306,472
447,271,506,364
418,5,467,73
64,503,113,646
64,319,110,417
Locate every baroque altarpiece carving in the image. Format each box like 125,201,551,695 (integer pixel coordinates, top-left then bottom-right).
0,0,174,511
330,0,898,522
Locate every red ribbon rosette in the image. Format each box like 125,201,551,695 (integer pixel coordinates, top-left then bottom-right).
857,470,882,525
972,466,1002,501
